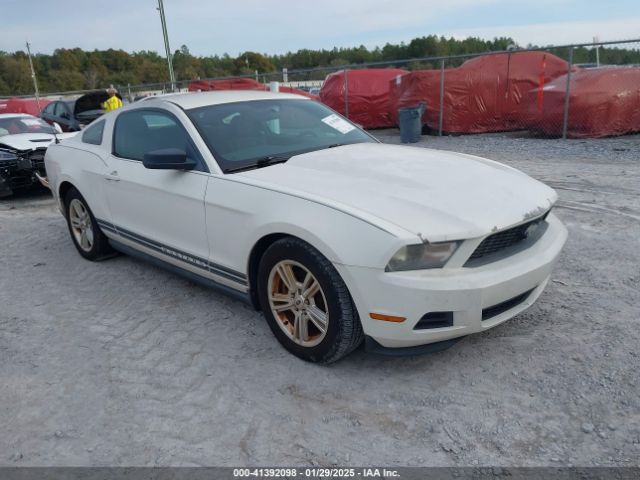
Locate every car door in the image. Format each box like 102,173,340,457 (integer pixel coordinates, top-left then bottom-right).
104,107,211,277
53,102,73,131
40,102,57,126
53,102,78,132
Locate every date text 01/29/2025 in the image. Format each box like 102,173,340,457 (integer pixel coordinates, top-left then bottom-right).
232,468,400,478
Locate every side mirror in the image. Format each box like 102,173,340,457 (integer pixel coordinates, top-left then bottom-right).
60,112,70,120
143,148,197,170
53,122,63,134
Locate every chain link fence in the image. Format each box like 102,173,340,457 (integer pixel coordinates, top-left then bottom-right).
6,39,639,140
121,38,640,139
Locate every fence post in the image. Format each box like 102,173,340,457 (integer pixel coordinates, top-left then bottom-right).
562,47,574,140
344,69,349,119
438,59,445,136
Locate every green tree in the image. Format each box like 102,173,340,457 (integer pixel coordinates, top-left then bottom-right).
234,52,276,74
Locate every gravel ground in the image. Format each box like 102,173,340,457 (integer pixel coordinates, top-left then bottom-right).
1,132,639,467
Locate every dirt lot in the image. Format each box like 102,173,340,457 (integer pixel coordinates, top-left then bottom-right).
1,132,639,467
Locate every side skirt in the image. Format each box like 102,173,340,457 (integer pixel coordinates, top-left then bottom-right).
109,239,253,306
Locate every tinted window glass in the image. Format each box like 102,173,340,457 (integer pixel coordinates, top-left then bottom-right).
54,102,68,117
113,110,202,166
43,103,56,114
187,99,374,173
81,120,105,145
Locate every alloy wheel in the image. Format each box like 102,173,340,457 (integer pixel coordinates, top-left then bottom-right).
267,260,329,347
68,198,94,252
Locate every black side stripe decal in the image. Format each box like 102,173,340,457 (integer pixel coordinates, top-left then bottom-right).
96,219,247,285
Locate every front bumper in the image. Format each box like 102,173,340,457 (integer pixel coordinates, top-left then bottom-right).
0,148,48,197
336,213,568,349
0,175,12,197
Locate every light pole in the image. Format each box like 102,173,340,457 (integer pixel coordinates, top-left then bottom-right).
157,0,176,91
25,41,41,111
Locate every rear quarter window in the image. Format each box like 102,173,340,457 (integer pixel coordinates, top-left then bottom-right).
81,120,105,145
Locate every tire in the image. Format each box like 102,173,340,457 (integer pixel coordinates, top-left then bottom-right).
257,237,364,363
64,187,112,261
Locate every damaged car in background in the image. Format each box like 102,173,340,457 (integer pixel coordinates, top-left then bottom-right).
0,113,75,197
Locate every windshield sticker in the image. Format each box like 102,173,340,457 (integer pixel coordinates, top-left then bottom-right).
321,114,355,134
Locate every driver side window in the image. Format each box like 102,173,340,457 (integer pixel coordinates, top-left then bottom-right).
43,103,56,115
54,103,68,118
112,109,205,171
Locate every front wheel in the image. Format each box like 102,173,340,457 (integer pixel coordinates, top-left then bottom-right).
257,237,363,363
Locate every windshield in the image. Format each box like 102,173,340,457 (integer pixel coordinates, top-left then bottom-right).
0,116,55,137
186,99,376,172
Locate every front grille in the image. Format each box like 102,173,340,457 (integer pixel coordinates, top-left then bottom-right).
482,288,535,321
468,213,549,262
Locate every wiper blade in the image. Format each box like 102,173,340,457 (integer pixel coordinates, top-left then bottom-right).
256,154,291,165
224,155,291,174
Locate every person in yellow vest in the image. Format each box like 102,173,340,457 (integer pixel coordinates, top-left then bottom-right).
102,85,123,112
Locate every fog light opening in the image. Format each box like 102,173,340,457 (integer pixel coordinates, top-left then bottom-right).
414,311,454,330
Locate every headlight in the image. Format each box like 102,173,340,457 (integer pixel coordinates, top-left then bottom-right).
0,150,18,163
385,241,460,271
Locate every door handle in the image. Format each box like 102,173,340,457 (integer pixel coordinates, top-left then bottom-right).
104,171,120,181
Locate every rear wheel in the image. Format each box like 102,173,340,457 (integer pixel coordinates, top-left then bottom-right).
65,187,112,260
258,237,363,363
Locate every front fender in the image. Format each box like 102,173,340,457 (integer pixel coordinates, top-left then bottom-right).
205,176,418,276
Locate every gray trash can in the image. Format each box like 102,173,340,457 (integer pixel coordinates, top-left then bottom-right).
399,103,425,143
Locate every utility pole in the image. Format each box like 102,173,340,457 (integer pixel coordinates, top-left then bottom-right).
157,0,176,92
25,41,41,111
593,36,600,67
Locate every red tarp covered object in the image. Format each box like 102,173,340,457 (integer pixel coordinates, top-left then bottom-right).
526,67,640,138
320,69,408,129
188,78,318,99
389,52,570,133
0,97,50,116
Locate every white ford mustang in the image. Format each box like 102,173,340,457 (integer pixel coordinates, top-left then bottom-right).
44,91,567,363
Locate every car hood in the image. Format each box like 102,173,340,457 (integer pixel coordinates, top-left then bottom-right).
74,91,122,116
236,143,557,241
0,132,77,151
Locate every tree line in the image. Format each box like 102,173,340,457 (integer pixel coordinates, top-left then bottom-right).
1,35,639,96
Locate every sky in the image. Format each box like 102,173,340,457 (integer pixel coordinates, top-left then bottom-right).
2,0,639,56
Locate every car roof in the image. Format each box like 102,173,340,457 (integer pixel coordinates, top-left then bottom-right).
147,90,309,110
